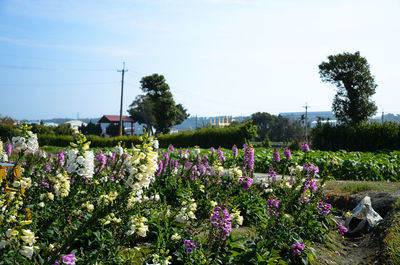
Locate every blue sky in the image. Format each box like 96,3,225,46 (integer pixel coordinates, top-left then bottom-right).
0,0,399,120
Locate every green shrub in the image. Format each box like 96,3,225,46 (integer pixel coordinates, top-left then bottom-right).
37,121,257,148
311,122,400,151
0,124,20,141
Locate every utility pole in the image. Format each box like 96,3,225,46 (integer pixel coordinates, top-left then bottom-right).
303,103,310,141
117,62,128,136
382,110,384,123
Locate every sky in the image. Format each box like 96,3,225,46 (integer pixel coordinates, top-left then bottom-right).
0,0,399,120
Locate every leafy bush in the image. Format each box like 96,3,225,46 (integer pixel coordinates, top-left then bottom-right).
311,122,400,151
37,121,257,149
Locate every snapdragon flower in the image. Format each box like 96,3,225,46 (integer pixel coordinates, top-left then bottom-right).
338,222,348,236
301,142,310,152
292,242,305,255
210,206,232,240
272,149,280,162
283,148,292,159
243,144,254,172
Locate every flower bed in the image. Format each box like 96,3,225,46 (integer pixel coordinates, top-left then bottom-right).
0,124,342,264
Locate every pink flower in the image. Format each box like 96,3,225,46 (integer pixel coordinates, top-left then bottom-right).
62,254,76,265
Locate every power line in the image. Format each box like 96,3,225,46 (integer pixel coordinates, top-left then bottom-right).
0,81,118,87
0,64,114,71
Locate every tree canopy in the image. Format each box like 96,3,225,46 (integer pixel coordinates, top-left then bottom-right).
319,51,377,124
80,122,102,136
251,112,302,142
128,74,189,134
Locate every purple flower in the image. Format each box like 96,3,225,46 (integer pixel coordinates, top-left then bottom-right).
210,147,215,153
303,164,319,177
210,206,232,240
168,145,174,152
4,142,12,156
318,201,332,215
272,149,280,162
184,240,198,253
62,254,76,265
243,144,254,172
232,145,238,158
292,242,305,255
268,167,277,181
301,142,310,152
283,148,292,159
57,151,66,167
156,160,163,176
267,197,280,217
338,222,348,236
217,149,226,163
304,177,318,192
242,177,253,190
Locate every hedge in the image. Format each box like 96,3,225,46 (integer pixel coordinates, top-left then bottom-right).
311,122,400,151
34,121,256,148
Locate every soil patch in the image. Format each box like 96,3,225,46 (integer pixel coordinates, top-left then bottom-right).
315,182,400,265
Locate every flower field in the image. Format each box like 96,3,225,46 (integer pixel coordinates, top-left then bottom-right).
1,125,349,264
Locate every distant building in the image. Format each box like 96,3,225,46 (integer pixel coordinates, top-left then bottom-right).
65,120,87,130
209,116,235,127
280,111,336,127
98,115,134,135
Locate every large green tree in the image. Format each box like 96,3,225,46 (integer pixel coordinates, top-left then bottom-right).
128,95,155,134
128,74,189,134
319,51,377,124
80,122,102,136
251,112,302,142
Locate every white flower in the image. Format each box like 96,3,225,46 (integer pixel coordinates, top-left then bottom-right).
38,202,45,208
194,148,201,155
20,245,34,259
171,233,181,241
0,240,10,249
6,229,18,238
115,146,124,156
20,229,36,245
137,224,148,237
76,156,85,165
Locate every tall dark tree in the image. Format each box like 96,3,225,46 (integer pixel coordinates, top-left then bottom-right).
251,112,302,142
128,74,189,134
106,123,126,137
319,51,377,124
128,95,155,134
80,122,102,136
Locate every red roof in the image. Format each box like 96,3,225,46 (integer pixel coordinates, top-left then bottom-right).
98,115,134,123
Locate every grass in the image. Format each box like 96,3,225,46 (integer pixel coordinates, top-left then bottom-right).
324,180,400,195
383,200,400,264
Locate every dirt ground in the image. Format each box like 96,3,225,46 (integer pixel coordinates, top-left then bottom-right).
312,183,400,265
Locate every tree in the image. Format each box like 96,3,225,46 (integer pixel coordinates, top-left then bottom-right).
250,112,302,142
106,123,126,137
80,122,102,136
128,95,155,134
319,51,377,124
128,74,189,134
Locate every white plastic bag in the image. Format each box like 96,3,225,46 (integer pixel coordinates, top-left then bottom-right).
345,196,383,234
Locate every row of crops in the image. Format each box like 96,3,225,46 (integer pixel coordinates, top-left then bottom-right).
203,148,400,182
